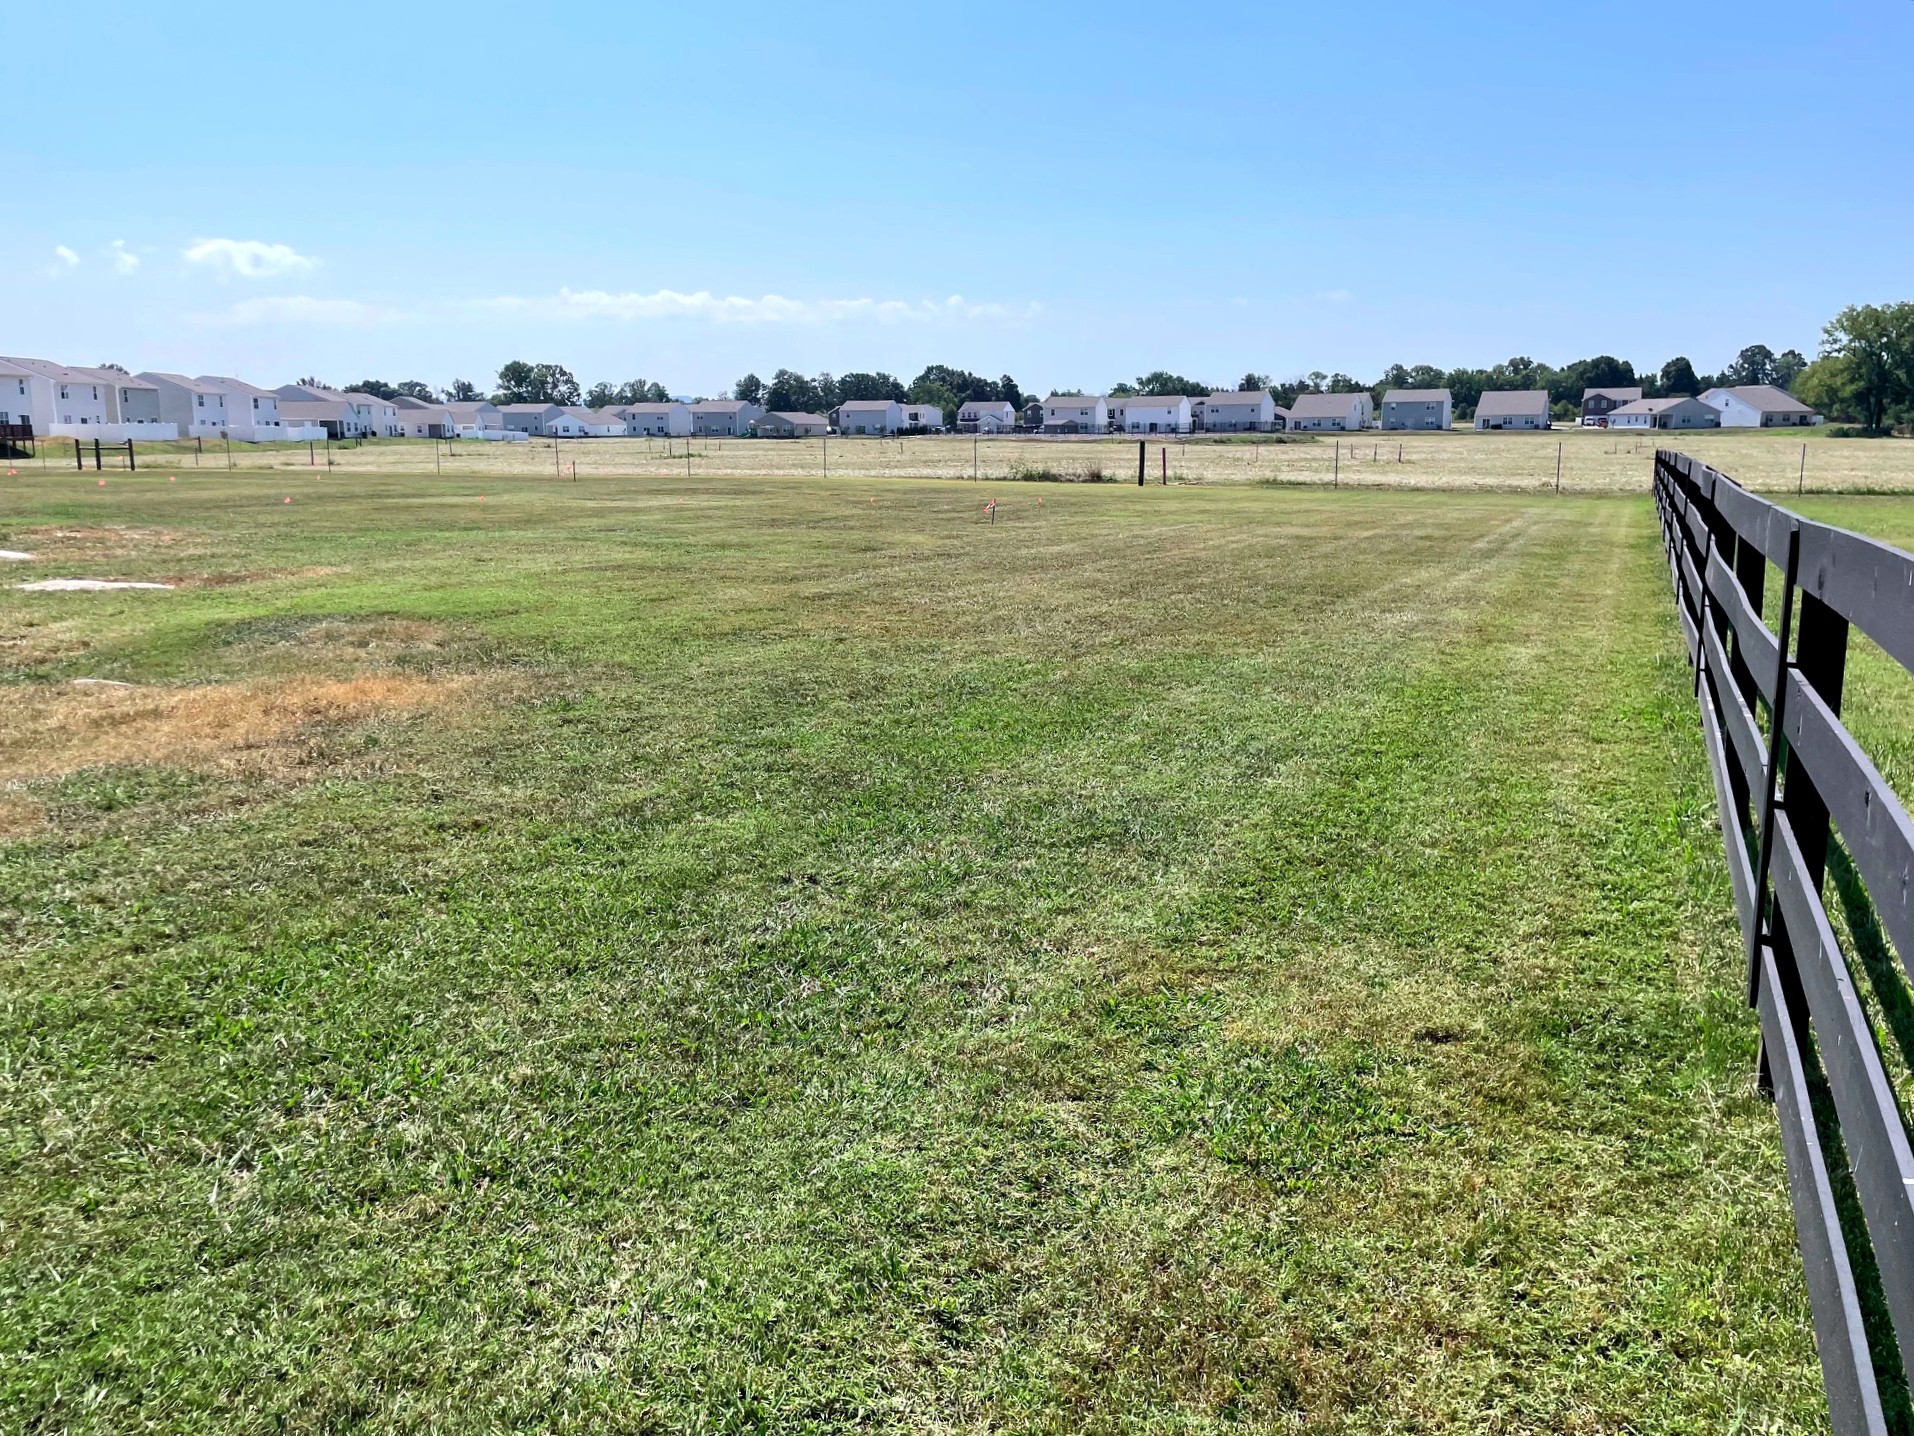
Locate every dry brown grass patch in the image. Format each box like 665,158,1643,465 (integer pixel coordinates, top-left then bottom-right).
0,673,471,784
9,525,192,561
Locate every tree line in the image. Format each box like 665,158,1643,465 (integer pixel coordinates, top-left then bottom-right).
309,301,1913,433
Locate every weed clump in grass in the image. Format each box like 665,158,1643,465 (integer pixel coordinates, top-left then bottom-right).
1006,462,1117,484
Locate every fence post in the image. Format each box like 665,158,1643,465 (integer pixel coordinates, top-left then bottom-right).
93,437,102,471
1137,439,1145,487
74,439,83,472
126,439,135,472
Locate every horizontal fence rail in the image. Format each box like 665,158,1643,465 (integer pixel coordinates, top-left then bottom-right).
1656,449,1914,1433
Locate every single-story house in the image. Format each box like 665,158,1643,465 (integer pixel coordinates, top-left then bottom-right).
392,394,456,439
571,406,628,437
618,402,692,437
1042,395,1108,433
1699,385,1821,428
1380,388,1452,431
756,411,830,438
691,399,764,436
442,401,503,435
837,399,902,435
1608,396,1720,430
1200,390,1281,433
1108,395,1192,434
1473,391,1551,430
958,399,1017,434
1288,392,1374,431
1581,387,1642,426
899,401,945,432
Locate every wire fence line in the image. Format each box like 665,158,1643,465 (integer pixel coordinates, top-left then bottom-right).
15,431,1912,495
1657,448,1914,1434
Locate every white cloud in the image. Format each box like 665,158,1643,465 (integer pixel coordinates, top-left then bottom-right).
479,287,1032,325
1320,289,1354,303
53,245,80,268
204,295,401,327
183,237,316,278
107,240,140,275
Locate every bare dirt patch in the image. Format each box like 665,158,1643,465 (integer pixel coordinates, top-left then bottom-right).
0,674,472,785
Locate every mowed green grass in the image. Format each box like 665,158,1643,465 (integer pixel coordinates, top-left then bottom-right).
0,471,1828,1431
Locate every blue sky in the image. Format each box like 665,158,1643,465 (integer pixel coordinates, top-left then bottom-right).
5,0,1910,397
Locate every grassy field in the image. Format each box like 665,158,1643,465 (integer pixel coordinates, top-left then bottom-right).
37,424,1914,495
0,465,1881,1431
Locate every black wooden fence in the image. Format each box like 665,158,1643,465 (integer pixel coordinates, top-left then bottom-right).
1656,449,1914,1432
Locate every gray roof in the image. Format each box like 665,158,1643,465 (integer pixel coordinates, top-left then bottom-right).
0,356,106,383
1044,394,1102,405
1382,388,1452,404
1289,392,1370,418
767,411,828,423
1204,391,1273,405
1710,384,1814,414
138,371,224,394
837,398,900,412
1110,394,1191,405
197,375,276,398
1612,396,1703,415
1583,386,1643,403
499,402,562,413
959,399,1015,410
620,402,688,416
1474,389,1551,417
691,399,755,413
390,394,443,411
442,400,498,415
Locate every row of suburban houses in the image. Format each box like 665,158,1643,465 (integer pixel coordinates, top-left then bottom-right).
0,355,1824,444
1037,384,1822,435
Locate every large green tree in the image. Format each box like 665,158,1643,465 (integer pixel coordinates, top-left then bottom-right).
349,378,398,400
909,365,1021,407
1722,345,1777,387
393,380,435,401
765,369,825,414
1791,356,1860,423
733,373,765,406
493,362,581,406
834,372,907,403
1656,357,1702,398
445,379,481,402
1820,302,1914,430
1130,370,1207,397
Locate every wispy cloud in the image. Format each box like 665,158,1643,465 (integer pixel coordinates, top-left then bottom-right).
52,245,80,270
202,295,402,327
1319,289,1354,303
478,287,1033,325
107,240,140,275
183,237,316,278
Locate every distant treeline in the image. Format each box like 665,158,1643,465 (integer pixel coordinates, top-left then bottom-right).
315,302,1914,433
